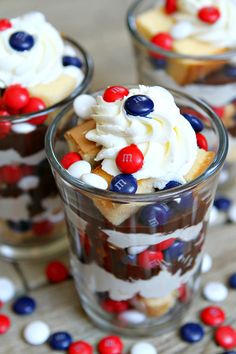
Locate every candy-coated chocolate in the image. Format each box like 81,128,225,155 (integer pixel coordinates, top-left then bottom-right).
110,174,137,194
139,203,170,227
22,97,47,125
150,32,173,59
67,160,91,178
164,180,182,189
3,84,30,110
203,282,228,302
8,220,32,232
63,56,82,68
214,197,232,211
2,165,22,184
61,152,82,169
196,133,208,151
32,220,54,235
46,260,69,283
171,21,194,40
201,253,212,273
153,238,175,251
137,250,164,269
9,31,35,51
97,335,123,354
11,123,36,134
180,322,204,343
0,110,10,116
228,273,236,289
183,113,204,133
18,176,39,191
130,342,157,354
49,331,72,350
0,314,11,334
73,94,96,119
13,296,36,315
124,95,154,117
198,6,221,24
118,310,146,324
69,341,93,354
102,299,129,313
215,326,236,349
165,0,177,14
211,105,225,119
200,306,225,327
224,65,236,78
0,18,12,31
164,240,185,261
103,86,129,103
116,144,144,174
0,120,11,139
80,173,108,190
0,277,15,302
23,320,50,345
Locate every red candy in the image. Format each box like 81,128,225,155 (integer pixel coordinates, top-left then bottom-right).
102,299,129,313
21,97,47,125
32,220,54,236
97,335,123,354
214,326,236,349
116,144,144,174
178,284,189,303
46,260,69,283
211,106,225,119
196,133,208,151
0,314,11,335
103,86,129,103
2,165,22,184
0,120,11,139
138,250,164,270
0,110,10,117
61,152,82,169
150,32,173,59
3,84,30,111
0,18,12,31
165,0,177,14
69,341,93,354
198,6,221,24
152,238,175,251
200,306,225,327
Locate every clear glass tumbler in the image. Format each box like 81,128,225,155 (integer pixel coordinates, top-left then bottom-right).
0,37,93,261
127,0,236,185
45,87,227,336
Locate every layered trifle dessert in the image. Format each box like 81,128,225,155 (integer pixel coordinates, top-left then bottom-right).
55,85,221,331
128,0,236,180
0,12,88,257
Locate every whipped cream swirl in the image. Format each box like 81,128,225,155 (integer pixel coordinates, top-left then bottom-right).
174,0,236,48
0,12,82,88
86,86,198,188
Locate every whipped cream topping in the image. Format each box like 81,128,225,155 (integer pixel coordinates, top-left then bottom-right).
0,12,83,88
86,85,198,187
174,0,236,48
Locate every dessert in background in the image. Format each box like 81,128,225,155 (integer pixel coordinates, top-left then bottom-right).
53,85,222,332
0,12,89,258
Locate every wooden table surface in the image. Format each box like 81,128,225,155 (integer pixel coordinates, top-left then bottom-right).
1,1,236,353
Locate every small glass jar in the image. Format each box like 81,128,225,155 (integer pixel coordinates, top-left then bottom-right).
127,0,236,186
45,87,227,336
0,36,93,261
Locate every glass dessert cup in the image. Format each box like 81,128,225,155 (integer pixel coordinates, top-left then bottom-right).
127,0,236,187
45,87,227,336
0,37,93,261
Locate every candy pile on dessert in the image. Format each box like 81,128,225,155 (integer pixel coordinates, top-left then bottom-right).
136,0,236,162
0,12,84,245
61,85,216,322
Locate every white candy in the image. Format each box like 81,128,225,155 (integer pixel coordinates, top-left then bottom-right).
0,277,15,302
67,161,91,179
131,342,157,354
73,94,96,120
63,44,77,56
218,169,229,185
201,253,212,274
170,21,194,40
203,281,228,302
228,203,236,223
12,123,36,134
80,173,108,190
24,320,50,345
208,206,227,226
118,310,146,324
18,176,39,191
128,245,148,255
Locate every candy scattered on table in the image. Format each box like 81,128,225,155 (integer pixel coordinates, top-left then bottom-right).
0,277,15,302
201,253,212,273
12,296,36,315
200,306,225,327
68,340,93,354
45,260,69,283
180,322,205,343
0,314,11,334
48,331,73,350
228,273,236,289
130,341,157,354
214,326,236,350
97,335,123,354
203,282,228,302
23,320,50,345
214,197,232,211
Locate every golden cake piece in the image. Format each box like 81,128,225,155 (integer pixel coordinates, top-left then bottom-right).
185,149,215,182
137,292,176,317
136,7,227,85
29,74,77,107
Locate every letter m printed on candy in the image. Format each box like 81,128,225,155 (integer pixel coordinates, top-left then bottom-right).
122,153,133,162
114,179,127,191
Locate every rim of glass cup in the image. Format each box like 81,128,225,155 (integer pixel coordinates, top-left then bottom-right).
45,86,228,203
127,0,236,61
0,35,94,123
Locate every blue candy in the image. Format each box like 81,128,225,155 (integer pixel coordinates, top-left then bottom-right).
179,191,193,210
224,64,236,78
13,296,36,315
180,322,204,343
214,197,231,211
9,31,34,51
229,273,236,289
164,240,185,261
183,113,204,133
110,174,137,194
139,203,170,227
149,57,167,70
48,332,72,350
62,56,82,68
8,220,32,232
124,95,154,117
164,180,182,190
222,352,236,354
